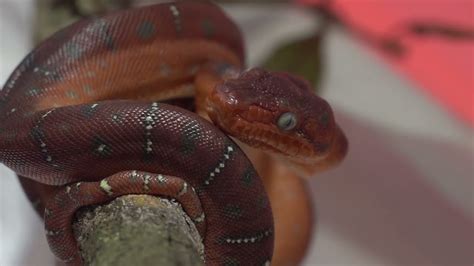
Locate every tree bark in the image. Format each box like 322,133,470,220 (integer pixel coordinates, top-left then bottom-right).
72,195,205,266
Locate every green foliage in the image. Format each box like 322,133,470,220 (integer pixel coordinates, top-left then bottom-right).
261,34,324,94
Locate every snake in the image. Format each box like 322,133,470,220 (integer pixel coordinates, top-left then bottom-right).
0,1,347,265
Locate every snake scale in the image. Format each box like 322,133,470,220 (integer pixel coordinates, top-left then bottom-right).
0,1,347,265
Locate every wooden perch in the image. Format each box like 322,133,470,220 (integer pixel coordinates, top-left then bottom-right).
72,195,205,266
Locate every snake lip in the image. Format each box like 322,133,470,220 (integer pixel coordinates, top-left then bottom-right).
232,113,317,159
207,90,316,159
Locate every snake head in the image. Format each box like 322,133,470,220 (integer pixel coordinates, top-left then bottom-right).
207,68,347,172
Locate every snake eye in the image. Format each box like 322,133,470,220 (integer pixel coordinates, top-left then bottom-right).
277,112,297,131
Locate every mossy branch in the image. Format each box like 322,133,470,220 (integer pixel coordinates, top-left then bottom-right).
72,195,205,266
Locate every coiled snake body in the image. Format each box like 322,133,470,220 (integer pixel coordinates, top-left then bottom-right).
0,1,347,265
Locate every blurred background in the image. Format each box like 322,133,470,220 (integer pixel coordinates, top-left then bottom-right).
1,0,473,265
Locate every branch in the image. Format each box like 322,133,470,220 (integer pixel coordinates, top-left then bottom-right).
72,195,205,266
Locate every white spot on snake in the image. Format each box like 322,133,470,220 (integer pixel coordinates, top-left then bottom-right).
97,144,107,153
2,54,33,96
143,174,151,191
64,42,84,59
203,145,233,186
193,212,205,224
177,182,188,197
170,5,179,15
143,103,159,154
26,87,41,97
10,108,16,113
64,257,75,263
169,5,182,33
91,103,99,109
263,260,271,266
46,229,62,236
66,186,71,194
100,179,113,196
224,229,272,245
157,174,167,184
42,109,54,119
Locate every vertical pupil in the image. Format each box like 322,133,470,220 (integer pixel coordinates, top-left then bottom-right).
278,112,296,130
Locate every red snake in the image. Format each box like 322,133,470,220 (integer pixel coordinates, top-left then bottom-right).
0,2,347,265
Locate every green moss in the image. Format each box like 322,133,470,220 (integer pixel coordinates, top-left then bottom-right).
74,195,204,266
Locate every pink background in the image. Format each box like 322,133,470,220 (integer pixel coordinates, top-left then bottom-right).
299,0,474,126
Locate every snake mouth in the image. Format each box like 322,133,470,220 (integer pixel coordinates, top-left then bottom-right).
206,89,316,160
